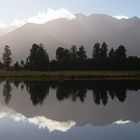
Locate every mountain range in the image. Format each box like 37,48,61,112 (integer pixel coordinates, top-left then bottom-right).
0,14,140,61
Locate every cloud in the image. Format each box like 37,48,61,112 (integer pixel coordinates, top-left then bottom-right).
0,23,7,29
11,19,25,28
27,8,76,24
113,15,130,20
0,111,76,132
0,8,76,35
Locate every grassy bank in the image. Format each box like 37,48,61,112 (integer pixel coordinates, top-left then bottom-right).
0,70,140,80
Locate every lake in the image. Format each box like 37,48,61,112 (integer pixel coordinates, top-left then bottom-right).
0,80,140,140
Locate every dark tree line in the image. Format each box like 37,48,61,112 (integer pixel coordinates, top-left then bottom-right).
1,42,140,71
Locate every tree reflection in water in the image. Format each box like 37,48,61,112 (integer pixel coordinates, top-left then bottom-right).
2,80,140,105
3,81,12,104
56,84,87,102
25,81,49,105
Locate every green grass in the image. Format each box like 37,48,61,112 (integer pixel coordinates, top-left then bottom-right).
0,70,140,80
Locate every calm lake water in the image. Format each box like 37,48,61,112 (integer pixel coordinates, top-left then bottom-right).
0,80,140,140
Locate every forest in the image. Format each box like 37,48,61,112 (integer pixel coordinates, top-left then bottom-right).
1,42,140,71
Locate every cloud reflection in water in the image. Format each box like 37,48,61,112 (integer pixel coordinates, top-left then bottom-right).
0,111,76,132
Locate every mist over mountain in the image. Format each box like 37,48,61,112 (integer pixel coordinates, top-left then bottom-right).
0,28,7,37
0,14,140,61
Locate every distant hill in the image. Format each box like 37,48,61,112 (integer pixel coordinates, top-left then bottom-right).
0,14,140,61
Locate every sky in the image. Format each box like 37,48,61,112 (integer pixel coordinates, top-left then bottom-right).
0,0,139,28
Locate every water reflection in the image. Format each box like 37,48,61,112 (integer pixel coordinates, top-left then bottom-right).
3,81,12,104
0,111,76,132
0,80,140,140
25,81,49,105
0,80,140,130
6,80,140,106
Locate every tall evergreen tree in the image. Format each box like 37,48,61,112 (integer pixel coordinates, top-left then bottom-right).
92,42,100,59
3,45,12,71
20,60,24,70
78,45,87,60
20,60,24,66
56,47,65,61
100,42,108,58
70,45,78,60
115,45,126,58
27,43,49,70
109,48,115,58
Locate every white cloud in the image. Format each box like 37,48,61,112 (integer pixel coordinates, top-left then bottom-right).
27,8,76,24
113,15,130,20
0,8,76,35
0,23,7,29
11,19,25,28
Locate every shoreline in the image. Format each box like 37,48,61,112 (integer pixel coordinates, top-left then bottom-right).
0,70,140,80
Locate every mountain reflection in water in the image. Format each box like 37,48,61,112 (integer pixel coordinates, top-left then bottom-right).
0,80,140,131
